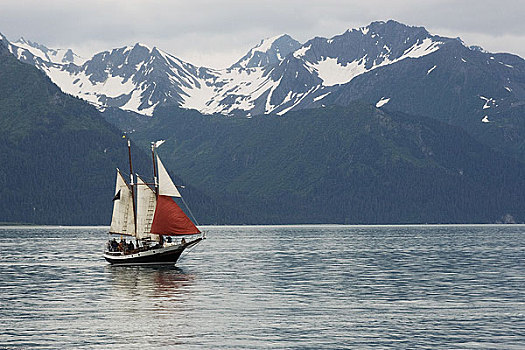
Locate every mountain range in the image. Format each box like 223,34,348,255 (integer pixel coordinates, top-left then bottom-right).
0,36,231,224
5,20,525,126
2,20,525,224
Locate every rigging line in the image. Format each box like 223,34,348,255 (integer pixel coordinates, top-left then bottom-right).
135,172,152,180
178,240,202,262
180,196,200,226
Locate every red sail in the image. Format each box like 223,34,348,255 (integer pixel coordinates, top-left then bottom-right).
150,195,201,235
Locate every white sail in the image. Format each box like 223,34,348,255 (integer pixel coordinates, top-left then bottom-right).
136,175,157,240
109,170,135,235
157,155,181,197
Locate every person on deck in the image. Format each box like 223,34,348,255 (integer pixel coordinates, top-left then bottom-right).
111,238,118,251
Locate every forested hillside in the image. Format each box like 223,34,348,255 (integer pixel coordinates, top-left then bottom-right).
0,39,147,224
127,104,525,224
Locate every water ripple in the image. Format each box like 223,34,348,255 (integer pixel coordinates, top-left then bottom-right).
0,225,524,349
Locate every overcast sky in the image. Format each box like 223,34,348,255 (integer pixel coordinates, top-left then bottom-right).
1,0,524,68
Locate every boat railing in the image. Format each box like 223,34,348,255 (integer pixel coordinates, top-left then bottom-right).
105,239,186,256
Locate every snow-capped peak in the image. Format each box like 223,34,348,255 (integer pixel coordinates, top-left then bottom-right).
132,42,153,52
232,34,301,69
114,42,154,58
11,37,85,65
253,34,288,53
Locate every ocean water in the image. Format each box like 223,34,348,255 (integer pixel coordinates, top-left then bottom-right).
0,225,524,349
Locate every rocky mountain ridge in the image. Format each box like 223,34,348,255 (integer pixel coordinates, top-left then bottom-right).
8,20,523,121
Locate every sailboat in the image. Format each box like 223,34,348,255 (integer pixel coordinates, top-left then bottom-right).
103,139,204,265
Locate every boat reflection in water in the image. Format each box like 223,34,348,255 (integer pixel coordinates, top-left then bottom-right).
106,265,195,301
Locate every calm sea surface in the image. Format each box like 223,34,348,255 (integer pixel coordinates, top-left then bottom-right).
0,225,524,349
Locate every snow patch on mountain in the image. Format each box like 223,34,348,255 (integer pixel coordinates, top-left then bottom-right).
46,68,137,100
480,96,496,109
376,97,390,108
180,78,216,112
401,38,441,58
121,86,158,115
309,57,367,86
293,45,311,59
313,92,331,102
276,86,318,116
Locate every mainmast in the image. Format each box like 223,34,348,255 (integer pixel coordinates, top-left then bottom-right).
127,139,137,236
151,142,159,197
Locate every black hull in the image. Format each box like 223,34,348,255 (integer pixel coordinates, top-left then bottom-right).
104,238,202,265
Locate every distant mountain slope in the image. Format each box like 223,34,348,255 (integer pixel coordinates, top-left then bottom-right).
129,104,525,224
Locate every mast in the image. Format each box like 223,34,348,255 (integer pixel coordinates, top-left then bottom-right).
127,139,137,236
151,142,159,197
